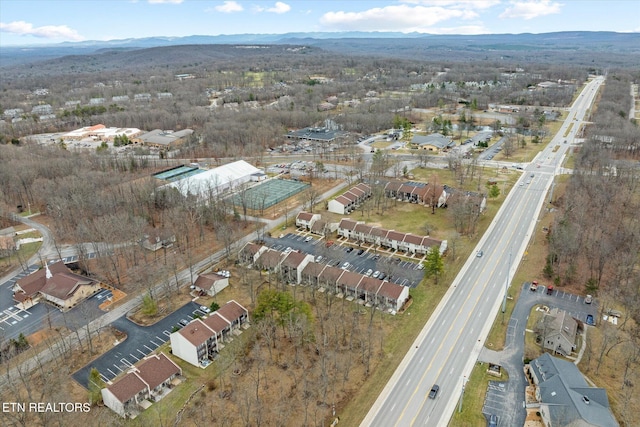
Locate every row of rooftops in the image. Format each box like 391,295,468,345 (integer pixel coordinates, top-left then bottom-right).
338,218,442,249
242,243,408,302
103,352,181,405
331,183,372,206
173,300,247,347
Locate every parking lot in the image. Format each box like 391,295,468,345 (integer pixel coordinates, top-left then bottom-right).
482,381,507,426
72,301,203,388
263,232,424,288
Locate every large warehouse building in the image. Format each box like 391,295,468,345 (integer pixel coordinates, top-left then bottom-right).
165,160,262,199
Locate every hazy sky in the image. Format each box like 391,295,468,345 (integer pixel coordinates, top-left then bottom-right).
1,0,638,46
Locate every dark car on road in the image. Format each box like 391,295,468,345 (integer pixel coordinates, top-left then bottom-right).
429,384,439,399
586,314,595,326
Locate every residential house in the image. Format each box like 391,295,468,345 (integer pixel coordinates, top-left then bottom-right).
238,242,267,265
336,219,445,255
295,211,320,230
280,251,314,284
193,273,229,297
12,261,101,310
310,218,329,236
301,261,327,287
170,301,249,367
101,352,182,418
538,308,578,356
254,249,285,273
527,353,618,427
327,183,371,214
141,229,176,251
377,281,409,313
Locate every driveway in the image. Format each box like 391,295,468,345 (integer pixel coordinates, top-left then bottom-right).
72,301,201,388
478,283,599,426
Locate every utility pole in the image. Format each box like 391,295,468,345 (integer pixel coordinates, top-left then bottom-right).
458,375,467,413
502,247,511,324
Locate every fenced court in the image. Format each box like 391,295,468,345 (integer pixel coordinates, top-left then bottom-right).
232,179,309,210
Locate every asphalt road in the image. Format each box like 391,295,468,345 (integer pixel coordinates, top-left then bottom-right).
362,76,604,426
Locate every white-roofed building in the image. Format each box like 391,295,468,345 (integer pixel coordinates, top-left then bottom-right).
166,160,261,199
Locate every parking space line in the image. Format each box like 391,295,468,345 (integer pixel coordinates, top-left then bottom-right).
156,335,165,342
144,344,153,352
162,330,171,336
130,353,139,361
137,349,146,356
120,358,132,367
107,368,117,377
113,365,123,373
99,373,109,383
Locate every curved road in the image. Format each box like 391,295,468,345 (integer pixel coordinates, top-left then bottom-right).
362,76,604,426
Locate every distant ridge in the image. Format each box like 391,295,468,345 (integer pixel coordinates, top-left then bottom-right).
1,31,638,69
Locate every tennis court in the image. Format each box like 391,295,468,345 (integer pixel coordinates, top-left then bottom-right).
232,179,309,210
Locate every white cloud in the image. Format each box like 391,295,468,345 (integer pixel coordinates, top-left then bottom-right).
0,21,83,40
266,2,291,14
499,0,562,20
401,0,500,9
147,0,184,4
215,1,243,13
320,5,477,32
253,2,291,14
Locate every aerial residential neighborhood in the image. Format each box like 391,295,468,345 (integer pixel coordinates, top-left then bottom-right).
1,2,639,426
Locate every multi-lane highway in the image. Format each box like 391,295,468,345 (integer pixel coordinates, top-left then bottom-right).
362,76,604,426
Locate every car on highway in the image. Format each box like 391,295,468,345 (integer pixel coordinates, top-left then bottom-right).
530,173,535,178
476,250,483,257
429,384,439,399
585,294,593,304
586,314,595,326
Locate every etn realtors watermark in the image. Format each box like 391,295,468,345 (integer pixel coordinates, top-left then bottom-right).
2,402,91,413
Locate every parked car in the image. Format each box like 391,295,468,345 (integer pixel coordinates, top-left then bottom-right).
304,236,313,242
585,294,593,304
325,240,334,247
546,285,554,295
530,281,538,291
315,255,323,263
341,262,350,270
373,271,380,278
429,384,439,399
586,314,595,326
179,319,189,327
345,247,354,253
357,248,365,255
365,269,373,277
200,305,211,313
378,272,386,280
488,414,498,427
